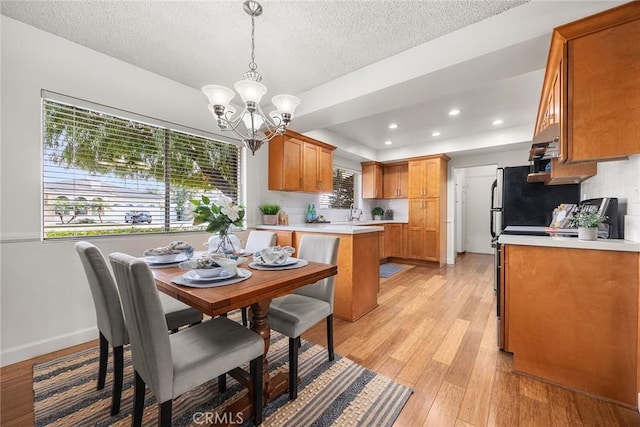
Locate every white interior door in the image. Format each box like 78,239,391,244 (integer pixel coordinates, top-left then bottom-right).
465,166,496,254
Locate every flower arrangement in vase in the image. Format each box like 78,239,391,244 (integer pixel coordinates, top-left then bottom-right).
192,195,245,253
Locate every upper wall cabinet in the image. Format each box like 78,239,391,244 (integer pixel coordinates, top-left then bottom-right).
408,156,448,198
269,130,335,192
383,162,408,199
534,2,640,164
362,161,383,199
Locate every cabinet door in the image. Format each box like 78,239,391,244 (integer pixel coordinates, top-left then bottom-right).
406,199,426,259
383,166,397,198
283,137,304,190
424,199,439,261
408,160,426,198
396,163,408,198
318,147,333,192
386,223,404,257
425,160,441,198
362,163,383,199
303,142,319,192
568,19,640,162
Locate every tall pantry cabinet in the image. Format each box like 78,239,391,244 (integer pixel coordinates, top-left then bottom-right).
406,154,449,265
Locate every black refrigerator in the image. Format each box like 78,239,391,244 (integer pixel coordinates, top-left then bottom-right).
490,165,580,350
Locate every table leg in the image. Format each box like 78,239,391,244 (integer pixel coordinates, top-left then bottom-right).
249,299,272,400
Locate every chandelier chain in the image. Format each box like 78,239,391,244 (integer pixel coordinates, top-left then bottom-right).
249,13,257,71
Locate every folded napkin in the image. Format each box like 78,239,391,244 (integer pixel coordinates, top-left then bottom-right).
253,246,295,265
144,241,194,256
179,255,238,276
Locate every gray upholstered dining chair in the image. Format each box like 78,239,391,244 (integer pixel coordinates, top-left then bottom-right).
266,234,340,400
243,230,277,254
109,252,265,427
74,241,203,416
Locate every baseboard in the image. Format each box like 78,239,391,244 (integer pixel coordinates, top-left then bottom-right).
1,326,97,367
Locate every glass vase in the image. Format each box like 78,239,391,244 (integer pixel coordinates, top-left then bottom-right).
208,224,242,254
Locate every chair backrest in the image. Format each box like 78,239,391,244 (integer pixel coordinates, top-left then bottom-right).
74,241,128,346
294,235,340,310
244,230,277,253
109,252,174,403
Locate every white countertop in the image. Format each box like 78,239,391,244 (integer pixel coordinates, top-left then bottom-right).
499,234,640,252
257,223,385,234
330,220,408,225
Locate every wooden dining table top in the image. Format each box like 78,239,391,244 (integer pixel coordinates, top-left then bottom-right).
152,260,338,317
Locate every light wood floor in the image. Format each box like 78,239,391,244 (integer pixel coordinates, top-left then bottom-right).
1,253,639,426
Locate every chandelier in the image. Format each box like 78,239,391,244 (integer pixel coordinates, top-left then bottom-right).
202,0,300,155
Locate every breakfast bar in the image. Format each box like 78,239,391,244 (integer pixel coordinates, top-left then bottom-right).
258,223,384,321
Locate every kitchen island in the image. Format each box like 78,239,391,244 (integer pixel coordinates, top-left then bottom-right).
257,223,384,321
499,234,640,408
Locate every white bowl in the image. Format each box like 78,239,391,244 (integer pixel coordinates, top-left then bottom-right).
147,253,186,263
193,267,226,279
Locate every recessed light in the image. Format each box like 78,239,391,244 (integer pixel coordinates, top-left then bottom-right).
448,109,461,116
384,140,392,145
492,119,504,125
432,131,441,137
388,123,398,129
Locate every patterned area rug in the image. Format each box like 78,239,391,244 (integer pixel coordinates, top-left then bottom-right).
33,331,411,426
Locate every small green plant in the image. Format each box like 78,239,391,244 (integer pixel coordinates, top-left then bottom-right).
371,207,384,217
569,210,604,228
259,203,281,215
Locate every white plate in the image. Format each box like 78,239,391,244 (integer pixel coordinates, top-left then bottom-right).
255,257,299,267
183,269,235,283
144,253,188,264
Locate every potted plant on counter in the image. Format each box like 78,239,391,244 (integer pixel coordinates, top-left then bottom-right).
569,210,604,241
259,203,281,225
371,207,385,221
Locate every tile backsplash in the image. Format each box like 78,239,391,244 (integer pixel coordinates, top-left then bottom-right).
581,155,639,241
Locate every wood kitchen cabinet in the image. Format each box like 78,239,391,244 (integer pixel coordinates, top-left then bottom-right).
269,130,335,192
408,157,444,198
406,198,438,261
361,161,383,199
406,154,448,265
383,162,408,198
503,243,640,407
533,2,640,164
385,223,404,258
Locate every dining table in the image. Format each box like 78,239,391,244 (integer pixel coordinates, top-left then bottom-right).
151,257,338,421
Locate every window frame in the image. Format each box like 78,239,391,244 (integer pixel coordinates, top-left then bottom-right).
41,91,246,240
319,166,357,210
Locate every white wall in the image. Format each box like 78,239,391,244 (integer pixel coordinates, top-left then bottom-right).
0,17,269,366
445,144,530,263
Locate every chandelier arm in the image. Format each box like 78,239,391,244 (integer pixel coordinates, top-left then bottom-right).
253,103,284,132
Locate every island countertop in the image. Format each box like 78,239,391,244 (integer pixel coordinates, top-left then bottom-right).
257,223,384,234
498,234,640,252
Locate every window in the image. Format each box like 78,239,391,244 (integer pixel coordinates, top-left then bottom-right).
42,95,242,239
319,167,356,209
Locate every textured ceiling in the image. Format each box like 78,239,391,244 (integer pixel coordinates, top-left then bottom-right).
0,0,625,160
0,0,526,96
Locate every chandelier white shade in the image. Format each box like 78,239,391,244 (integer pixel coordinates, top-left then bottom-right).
201,0,300,155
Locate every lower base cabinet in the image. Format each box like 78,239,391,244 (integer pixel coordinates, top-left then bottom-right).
504,244,639,407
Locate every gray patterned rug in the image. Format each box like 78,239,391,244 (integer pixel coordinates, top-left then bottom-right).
33,330,411,426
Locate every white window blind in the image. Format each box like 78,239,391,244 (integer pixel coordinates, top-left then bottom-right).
42,97,242,239
319,167,356,209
